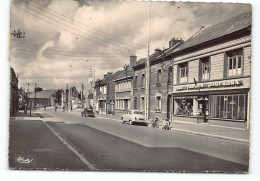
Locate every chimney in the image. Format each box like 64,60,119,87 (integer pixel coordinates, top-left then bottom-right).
169,37,184,48
130,55,137,68
104,72,113,79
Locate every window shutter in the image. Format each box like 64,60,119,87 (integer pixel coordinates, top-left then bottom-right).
199,59,202,81
224,53,228,78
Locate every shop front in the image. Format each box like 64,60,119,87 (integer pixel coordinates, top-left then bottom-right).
171,77,250,129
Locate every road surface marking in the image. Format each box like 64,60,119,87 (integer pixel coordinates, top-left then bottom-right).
42,120,96,170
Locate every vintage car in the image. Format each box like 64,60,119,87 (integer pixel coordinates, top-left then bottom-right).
81,108,95,117
121,110,148,125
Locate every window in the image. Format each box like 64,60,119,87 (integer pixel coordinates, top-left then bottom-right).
134,97,138,109
115,84,118,92
179,63,188,83
141,73,145,88
227,49,243,77
200,57,210,80
209,94,246,121
155,96,162,112
168,66,173,84
157,69,162,85
104,86,107,95
174,98,193,116
140,97,145,110
134,76,137,88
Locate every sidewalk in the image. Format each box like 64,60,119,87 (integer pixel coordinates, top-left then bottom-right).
170,122,249,144
95,113,123,121
10,110,41,120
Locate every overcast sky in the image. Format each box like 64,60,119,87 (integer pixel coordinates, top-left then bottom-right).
10,0,251,91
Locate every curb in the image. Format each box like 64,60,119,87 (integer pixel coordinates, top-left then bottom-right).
96,116,121,122
171,128,249,144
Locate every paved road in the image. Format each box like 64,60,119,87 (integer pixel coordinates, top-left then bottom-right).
10,108,249,172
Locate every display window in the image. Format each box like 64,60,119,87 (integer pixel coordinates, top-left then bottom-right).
209,94,246,121
175,98,193,116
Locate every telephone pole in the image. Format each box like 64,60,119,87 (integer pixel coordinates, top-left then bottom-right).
145,0,152,121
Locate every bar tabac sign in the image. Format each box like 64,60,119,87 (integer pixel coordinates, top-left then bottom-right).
175,80,243,91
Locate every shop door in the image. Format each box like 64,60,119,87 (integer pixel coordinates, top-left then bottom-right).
198,96,209,122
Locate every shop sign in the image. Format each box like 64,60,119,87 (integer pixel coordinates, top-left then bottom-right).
175,80,243,91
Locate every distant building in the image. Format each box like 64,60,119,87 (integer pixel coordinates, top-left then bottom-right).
28,90,57,107
10,67,19,116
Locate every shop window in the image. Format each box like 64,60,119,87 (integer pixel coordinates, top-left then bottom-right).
155,96,162,112
141,73,145,88
175,99,193,116
226,49,243,77
209,94,246,121
179,63,188,83
200,57,210,80
157,69,162,86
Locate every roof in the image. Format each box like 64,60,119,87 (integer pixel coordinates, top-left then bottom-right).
28,90,57,99
113,66,134,81
175,11,252,52
133,50,168,68
98,71,122,85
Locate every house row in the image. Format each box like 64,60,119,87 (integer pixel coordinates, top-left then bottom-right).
94,11,251,129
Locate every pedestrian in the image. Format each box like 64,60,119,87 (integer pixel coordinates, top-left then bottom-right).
44,105,46,111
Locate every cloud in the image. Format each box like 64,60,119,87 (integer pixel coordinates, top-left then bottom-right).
10,0,251,92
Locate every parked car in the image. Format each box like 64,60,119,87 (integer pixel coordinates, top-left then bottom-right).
121,110,148,125
81,108,95,117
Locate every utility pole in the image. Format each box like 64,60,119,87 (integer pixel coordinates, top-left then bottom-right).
145,0,152,121
82,83,85,108
34,83,37,108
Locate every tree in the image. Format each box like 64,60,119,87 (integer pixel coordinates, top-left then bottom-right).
52,90,62,105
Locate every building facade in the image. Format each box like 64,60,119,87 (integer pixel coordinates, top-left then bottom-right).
113,55,136,115
170,11,251,129
132,38,183,120
28,90,57,107
95,71,121,114
10,67,19,116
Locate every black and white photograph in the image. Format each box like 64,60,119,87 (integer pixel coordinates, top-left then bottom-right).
8,0,253,173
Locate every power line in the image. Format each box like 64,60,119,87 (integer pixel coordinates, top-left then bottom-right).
26,0,144,48
11,51,129,61
20,1,139,52
12,46,130,55
14,4,132,55
10,43,128,55
12,49,129,58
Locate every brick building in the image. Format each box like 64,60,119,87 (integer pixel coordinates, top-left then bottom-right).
95,71,121,114
132,38,183,120
113,55,136,115
170,11,251,129
10,67,19,116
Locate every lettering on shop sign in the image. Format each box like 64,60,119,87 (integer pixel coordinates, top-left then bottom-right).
175,80,243,91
